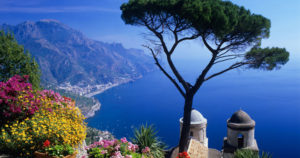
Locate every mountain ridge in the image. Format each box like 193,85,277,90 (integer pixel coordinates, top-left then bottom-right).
1,19,155,92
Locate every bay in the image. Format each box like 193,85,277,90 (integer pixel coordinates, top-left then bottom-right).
87,57,300,158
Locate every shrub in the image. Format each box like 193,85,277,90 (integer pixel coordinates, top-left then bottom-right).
131,124,166,158
86,137,149,158
0,75,40,124
234,149,272,158
0,76,86,157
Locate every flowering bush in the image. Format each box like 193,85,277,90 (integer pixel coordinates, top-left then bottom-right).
0,75,40,124
177,152,190,158
0,75,86,157
86,137,151,158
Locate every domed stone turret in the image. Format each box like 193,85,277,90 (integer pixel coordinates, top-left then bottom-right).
228,110,253,123
180,109,207,125
222,110,258,158
227,110,255,130
180,109,208,147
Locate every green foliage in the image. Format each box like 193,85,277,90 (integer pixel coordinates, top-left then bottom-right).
0,30,40,89
245,47,289,70
132,124,166,158
45,144,74,158
234,149,272,158
121,0,270,48
88,147,103,158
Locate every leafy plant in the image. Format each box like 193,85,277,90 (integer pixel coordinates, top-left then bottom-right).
234,149,272,158
45,144,74,158
131,124,166,158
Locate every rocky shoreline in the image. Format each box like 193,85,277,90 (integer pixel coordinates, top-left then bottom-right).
84,101,101,118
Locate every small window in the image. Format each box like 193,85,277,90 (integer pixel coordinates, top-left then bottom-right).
190,131,193,137
238,134,244,148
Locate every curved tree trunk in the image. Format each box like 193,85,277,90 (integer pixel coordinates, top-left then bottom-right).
179,94,194,152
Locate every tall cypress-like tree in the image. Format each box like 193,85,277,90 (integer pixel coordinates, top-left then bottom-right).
121,0,289,153
0,31,41,89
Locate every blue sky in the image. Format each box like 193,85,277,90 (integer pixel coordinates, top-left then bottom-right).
0,0,299,60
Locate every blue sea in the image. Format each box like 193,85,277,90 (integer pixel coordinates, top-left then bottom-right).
87,56,300,158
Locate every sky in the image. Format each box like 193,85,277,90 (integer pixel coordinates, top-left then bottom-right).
0,0,299,60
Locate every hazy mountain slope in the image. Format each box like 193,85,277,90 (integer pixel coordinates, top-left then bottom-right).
1,19,154,88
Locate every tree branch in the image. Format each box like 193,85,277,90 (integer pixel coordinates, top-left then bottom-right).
216,53,244,60
143,19,170,54
143,45,186,98
204,62,249,81
192,53,217,94
214,56,239,64
166,54,189,91
202,35,216,53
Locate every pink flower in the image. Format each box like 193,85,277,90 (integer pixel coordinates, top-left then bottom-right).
101,150,107,154
111,151,124,158
121,137,128,143
125,155,132,158
134,144,139,150
114,144,121,151
142,147,150,153
127,142,138,152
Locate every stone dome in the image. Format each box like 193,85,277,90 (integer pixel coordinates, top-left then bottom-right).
227,110,255,130
180,109,207,125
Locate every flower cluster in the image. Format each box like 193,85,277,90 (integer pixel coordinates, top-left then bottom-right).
86,137,149,158
0,75,39,123
0,75,86,157
177,152,190,158
141,147,150,154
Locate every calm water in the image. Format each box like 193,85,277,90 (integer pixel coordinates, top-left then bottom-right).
87,57,300,158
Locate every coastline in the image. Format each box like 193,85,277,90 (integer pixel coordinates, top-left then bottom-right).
84,82,120,98
84,101,101,118
57,76,144,118
81,78,138,118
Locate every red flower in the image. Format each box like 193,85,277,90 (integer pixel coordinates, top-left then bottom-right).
178,152,190,158
43,140,50,147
